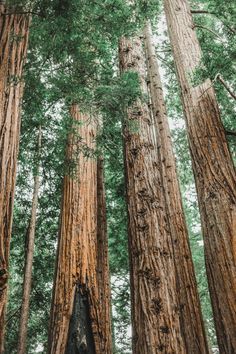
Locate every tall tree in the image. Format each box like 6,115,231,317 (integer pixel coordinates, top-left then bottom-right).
47,105,112,354
0,4,30,351
17,126,41,354
97,155,113,354
164,0,236,352
119,36,186,354
143,21,209,354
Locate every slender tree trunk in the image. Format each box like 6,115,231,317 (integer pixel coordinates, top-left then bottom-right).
97,156,113,354
143,21,209,354
119,36,186,354
164,1,236,352
48,105,103,354
17,126,41,354
0,5,30,352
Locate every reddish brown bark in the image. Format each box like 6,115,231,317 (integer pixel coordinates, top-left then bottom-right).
143,21,209,354
119,36,186,354
97,156,113,354
0,5,30,352
164,0,236,352
48,105,109,354
17,126,41,354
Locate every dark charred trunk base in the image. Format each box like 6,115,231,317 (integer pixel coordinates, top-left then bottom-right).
66,285,96,354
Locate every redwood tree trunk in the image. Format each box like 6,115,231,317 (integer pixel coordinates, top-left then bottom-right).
143,21,209,354
164,0,236,352
48,105,103,354
119,36,186,354
97,156,112,354
0,5,30,352
17,126,41,354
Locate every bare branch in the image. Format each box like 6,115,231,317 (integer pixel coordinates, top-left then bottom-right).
193,24,226,42
5,306,21,325
191,10,216,15
191,9,236,34
225,130,236,138
198,73,236,101
217,74,236,100
155,52,175,73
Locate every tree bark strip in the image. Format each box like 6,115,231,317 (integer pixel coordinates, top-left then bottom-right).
96,156,113,354
143,21,209,354
0,5,30,352
164,1,236,352
17,126,41,354
119,36,186,354
48,105,104,354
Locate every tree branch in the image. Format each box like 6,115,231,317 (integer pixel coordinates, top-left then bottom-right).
225,130,236,138
155,53,175,73
191,10,216,15
5,306,21,325
191,9,236,34
193,24,226,42
198,73,236,101
217,74,236,100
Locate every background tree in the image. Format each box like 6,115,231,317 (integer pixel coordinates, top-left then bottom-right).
97,155,113,354
17,126,41,354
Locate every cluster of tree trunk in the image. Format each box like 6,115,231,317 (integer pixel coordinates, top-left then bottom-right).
0,0,235,353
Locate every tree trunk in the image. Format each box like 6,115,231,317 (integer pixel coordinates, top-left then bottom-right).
47,105,103,354
96,156,112,354
164,0,236,352
119,36,186,354
143,21,209,354
17,126,41,354
0,5,30,352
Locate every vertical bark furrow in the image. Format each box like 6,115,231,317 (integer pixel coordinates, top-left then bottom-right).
0,5,30,352
164,0,236,352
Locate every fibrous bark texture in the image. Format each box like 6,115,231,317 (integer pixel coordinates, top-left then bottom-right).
119,36,186,354
164,1,236,352
96,156,113,354
48,105,111,354
0,5,30,352
143,21,209,354
17,127,41,354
